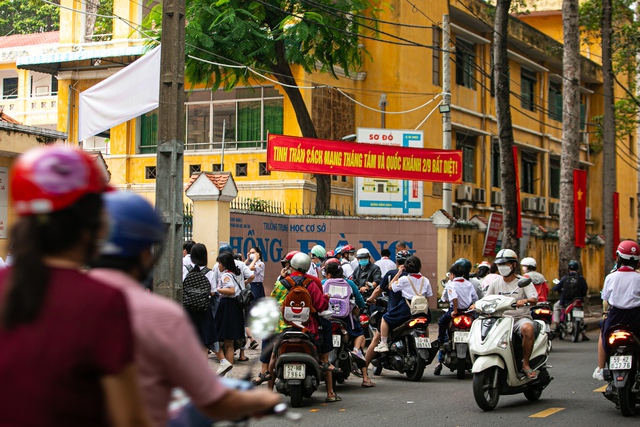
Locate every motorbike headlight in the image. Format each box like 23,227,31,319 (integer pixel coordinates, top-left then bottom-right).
480,300,498,314
497,331,509,349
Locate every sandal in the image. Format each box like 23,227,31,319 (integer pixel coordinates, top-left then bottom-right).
249,340,259,350
325,395,342,402
361,379,376,387
522,368,538,380
251,372,272,386
321,363,342,374
237,356,249,362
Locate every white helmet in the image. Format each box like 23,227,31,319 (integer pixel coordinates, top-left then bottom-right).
521,257,537,269
356,248,370,259
290,252,311,272
495,249,518,265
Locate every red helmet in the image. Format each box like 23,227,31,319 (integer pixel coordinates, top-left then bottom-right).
343,244,355,253
11,146,109,216
326,250,334,257
616,240,640,261
324,257,341,266
281,250,299,263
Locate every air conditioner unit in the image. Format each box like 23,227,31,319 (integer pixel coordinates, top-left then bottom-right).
456,184,473,202
586,207,592,220
491,191,503,206
522,197,538,212
473,188,486,203
536,197,547,213
550,202,560,216
460,206,471,220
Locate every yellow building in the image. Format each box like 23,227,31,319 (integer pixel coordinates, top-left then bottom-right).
2,0,637,280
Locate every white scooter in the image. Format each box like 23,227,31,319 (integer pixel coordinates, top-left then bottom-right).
468,278,553,411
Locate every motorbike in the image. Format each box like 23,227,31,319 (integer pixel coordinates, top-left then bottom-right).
602,325,640,416
531,302,554,347
273,328,323,408
556,298,585,343
370,307,440,381
440,312,475,379
468,278,553,411
328,318,354,384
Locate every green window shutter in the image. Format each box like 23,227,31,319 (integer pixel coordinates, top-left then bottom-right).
140,112,158,154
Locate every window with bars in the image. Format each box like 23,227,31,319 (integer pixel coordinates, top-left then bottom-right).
456,133,476,183
455,39,475,89
185,86,284,151
236,163,248,177
259,162,271,176
2,78,18,99
521,68,536,111
145,166,157,180
521,151,537,194
211,163,222,172
432,27,441,86
189,164,201,176
549,157,560,199
548,81,562,122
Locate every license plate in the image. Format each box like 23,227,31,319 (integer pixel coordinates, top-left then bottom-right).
284,364,306,379
610,355,633,370
453,331,470,343
332,334,341,348
573,309,584,319
415,337,431,348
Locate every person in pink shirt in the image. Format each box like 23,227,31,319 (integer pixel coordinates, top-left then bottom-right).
90,191,280,426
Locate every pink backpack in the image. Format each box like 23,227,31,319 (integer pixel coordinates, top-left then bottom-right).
323,278,354,318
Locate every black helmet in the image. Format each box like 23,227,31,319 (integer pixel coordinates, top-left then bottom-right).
568,260,580,271
454,257,472,273
395,250,410,265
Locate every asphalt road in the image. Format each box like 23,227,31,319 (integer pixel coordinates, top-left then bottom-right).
224,326,639,427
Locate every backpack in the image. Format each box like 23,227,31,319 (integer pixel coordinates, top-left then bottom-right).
405,276,429,315
280,275,315,330
323,278,354,318
563,276,581,302
182,267,211,312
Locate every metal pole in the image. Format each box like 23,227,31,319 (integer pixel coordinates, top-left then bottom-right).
153,0,186,302
220,119,226,170
442,14,453,214
379,94,387,129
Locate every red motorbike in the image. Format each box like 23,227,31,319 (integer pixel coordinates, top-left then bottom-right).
440,313,475,379
557,298,585,343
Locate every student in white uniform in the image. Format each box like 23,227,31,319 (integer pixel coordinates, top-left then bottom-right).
375,249,397,278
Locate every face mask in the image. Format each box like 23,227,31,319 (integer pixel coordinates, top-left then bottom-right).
249,254,255,260
321,268,326,277
315,262,321,268
498,265,513,277
521,266,528,274
359,259,369,267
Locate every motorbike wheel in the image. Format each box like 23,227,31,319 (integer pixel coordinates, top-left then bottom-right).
558,325,565,341
618,382,637,416
456,357,466,380
290,384,304,408
405,356,426,381
472,367,500,411
524,387,542,401
373,363,383,376
571,319,581,343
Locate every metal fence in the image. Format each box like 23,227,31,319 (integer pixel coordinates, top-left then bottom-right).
183,203,193,242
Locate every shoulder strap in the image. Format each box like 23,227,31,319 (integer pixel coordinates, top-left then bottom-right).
280,275,296,290
407,276,422,296
201,267,211,275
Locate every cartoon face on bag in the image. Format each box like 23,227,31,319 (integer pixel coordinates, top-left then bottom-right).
283,286,315,329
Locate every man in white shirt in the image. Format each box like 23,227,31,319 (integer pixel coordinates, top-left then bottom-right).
375,249,396,278
485,249,538,379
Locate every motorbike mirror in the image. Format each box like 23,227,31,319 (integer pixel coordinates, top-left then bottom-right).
246,297,280,340
517,277,532,288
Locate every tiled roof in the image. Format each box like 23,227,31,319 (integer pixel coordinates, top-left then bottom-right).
0,109,21,124
0,31,59,49
185,172,231,192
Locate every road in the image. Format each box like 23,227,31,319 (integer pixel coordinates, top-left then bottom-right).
224,327,639,426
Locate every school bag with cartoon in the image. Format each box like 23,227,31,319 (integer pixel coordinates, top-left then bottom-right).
323,277,354,320
280,275,315,331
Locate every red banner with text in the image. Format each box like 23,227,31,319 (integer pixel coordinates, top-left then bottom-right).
267,134,463,183
573,169,587,248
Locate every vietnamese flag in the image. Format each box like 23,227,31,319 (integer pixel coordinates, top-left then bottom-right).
613,192,620,259
573,169,587,248
513,146,522,238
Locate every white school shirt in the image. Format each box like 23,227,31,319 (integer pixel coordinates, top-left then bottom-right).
375,257,396,278
211,260,253,293
251,260,265,283
392,274,433,300
341,260,354,280
443,278,478,309
218,271,241,298
601,268,640,309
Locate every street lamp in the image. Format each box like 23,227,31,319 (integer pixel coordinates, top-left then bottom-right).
439,103,451,114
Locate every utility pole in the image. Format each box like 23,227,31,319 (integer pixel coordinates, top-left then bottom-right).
154,0,185,301
442,14,452,214
379,94,387,129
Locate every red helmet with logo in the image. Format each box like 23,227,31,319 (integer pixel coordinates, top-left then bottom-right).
11,146,109,216
281,250,299,263
616,240,640,261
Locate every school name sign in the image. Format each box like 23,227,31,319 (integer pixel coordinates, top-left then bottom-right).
267,134,463,183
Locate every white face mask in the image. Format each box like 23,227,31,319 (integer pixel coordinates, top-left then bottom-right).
521,266,529,274
249,254,255,260
498,265,513,277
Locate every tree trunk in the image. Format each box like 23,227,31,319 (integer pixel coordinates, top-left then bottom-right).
602,0,616,273
270,40,331,215
559,0,581,278
84,0,100,43
494,0,519,252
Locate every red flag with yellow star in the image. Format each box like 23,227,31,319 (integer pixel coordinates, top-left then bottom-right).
574,169,587,248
